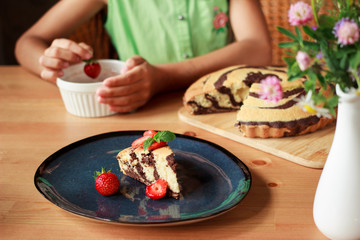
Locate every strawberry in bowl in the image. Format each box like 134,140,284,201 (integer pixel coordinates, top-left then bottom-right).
56,59,125,117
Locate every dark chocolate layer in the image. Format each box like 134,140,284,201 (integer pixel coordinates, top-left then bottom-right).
166,153,177,173
214,66,278,106
255,91,305,110
187,92,241,114
123,148,179,199
249,87,304,99
190,66,289,114
236,115,321,136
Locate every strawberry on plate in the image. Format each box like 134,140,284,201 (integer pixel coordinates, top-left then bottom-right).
143,130,157,137
131,130,175,151
94,168,120,196
147,141,167,151
131,130,157,148
83,59,101,78
145,179,168,200
131,135,151,148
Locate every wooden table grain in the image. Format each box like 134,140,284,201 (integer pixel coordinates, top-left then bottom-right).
0,66,327,239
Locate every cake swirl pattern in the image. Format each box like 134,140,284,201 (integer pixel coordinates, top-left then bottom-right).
183,66,335,138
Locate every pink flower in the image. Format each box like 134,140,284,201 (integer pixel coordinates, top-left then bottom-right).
333,18,360,46
288,1,313,26
296,51,311,71
259,76,283,103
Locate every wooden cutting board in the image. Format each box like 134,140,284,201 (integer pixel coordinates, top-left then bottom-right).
178,107,336,168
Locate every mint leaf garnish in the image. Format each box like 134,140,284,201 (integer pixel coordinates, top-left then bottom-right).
154,131,176,143
142,131,176,150
143,137,154,150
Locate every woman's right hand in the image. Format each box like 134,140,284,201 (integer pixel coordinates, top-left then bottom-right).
38,39,93,82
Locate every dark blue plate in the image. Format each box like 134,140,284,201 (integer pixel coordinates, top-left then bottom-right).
34,131,251,226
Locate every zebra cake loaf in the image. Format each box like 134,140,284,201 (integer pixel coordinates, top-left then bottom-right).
183,66,335,138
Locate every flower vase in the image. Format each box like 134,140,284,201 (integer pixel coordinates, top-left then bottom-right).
313,85,360,240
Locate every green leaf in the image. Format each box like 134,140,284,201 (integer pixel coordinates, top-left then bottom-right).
154,131,176,143
288,61,302,78
329,108,337,117
302,25,317,39
349,51,360,70
288,72,305,81
295,27,303,42
303,41,320,51
141,130,176,150
307,71,318,82
283,57,296,66
216,28,225,34
284,50,296,57
143,137,155,150
278,42,297,48
304,79,315,92
320,43,337,73
316,72,326,87
318,14,336,28
277,26,298,41
327,95,339,107
339,54,348,70
324,95,339,117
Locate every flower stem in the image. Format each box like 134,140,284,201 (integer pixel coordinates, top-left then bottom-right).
349,68,360,89
354,72,360,89
311,0,319,26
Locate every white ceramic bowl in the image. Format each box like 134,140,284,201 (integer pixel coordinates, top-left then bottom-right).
57,59,125,117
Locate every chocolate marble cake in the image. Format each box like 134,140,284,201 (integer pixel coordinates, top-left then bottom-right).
117,145,180,199
235,79,335,138
183,66,335,138
183,65,251,114
183,66,293,114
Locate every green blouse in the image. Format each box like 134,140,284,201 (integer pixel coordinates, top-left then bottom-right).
104,0,230,64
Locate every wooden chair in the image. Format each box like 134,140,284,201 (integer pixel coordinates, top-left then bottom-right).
259,0,334,66
259,0,293,66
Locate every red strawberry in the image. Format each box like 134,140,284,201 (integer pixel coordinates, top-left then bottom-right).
94,168,120,196
131,135,151,148
131,130,168,151
131,136,167,151
143,130,157,137
147,141,167,151
131,130,157,148
84,59,101,78
145,179,167,200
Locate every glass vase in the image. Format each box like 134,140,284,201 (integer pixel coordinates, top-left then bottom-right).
313,85,360,240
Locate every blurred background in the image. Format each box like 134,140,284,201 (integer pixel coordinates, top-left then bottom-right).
1,0,328,66
1,0,57,65
0,0,292,67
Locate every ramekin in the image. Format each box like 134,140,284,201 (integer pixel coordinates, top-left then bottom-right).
57,59,125,117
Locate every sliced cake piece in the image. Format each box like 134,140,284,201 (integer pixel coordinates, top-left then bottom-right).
235,79,335,138
117,131,180,199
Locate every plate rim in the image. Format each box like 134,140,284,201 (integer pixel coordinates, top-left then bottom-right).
34,130,252,226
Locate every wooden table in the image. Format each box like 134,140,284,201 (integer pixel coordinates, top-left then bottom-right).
0,66,327,239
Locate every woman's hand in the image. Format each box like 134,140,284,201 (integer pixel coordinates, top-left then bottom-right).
96,56,162,113
38,39,93,82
